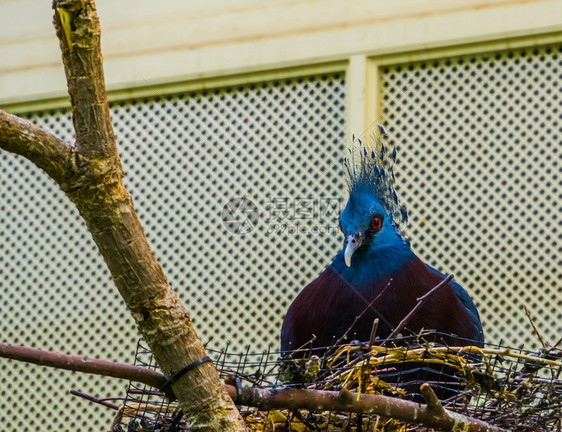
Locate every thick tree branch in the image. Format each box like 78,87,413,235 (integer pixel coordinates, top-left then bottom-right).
0,1,246,430
239,387,506,432
53,0,120,165
50,1,245,430
0,342,507,432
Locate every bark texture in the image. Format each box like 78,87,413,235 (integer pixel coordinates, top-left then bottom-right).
0,1,247,430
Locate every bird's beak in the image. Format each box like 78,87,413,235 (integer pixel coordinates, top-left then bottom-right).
344,234,363,267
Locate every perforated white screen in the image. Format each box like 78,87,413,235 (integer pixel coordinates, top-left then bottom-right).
379,44,561,347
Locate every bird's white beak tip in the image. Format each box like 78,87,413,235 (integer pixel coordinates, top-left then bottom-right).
344,234,362,268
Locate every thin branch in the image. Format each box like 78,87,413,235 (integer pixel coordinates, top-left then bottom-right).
0,342,167,391
325,276,455,375
369,318,380,347
287,334,318,358
326,279,393,356
553,336,562,350
0,110,75,184
382,274,454,344
524,305,547,350
70,389,120,410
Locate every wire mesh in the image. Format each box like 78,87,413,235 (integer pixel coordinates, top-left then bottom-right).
111,332,562,432
112,339,286,431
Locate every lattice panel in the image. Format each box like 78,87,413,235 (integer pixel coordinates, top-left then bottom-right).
0,74,347,431
379,44,561,348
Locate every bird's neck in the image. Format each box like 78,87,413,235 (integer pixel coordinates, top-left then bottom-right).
332,239,415,286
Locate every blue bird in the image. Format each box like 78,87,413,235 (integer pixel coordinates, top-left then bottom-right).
281,127,484,352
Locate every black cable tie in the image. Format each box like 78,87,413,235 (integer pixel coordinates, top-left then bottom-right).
159,356,212,392
234,376,243,406
166,409,184,432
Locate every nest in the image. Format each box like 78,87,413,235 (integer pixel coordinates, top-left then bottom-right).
109,331,562,432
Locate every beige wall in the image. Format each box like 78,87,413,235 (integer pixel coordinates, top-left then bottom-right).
2,0,562,112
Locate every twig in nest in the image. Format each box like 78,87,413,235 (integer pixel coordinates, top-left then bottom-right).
324,276,454,375
287,335,318,358
382,274,454,345
325,279,393,357
552,336,562,350
369,318,380,348
524,305,547,350
70,389,120,410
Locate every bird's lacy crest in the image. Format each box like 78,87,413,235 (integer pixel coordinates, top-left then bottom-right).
344,128,408,239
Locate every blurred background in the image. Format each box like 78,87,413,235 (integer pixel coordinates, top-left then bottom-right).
1,0,561,430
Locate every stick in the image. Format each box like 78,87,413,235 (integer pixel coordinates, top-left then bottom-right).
286,335,317,358
70,390,120,410
420,383,445,417
0,342,168,393
382,274,454,345
552,336,562,350
326,276,455,375
524,305,547,350
325,280,392,358
369,318,380,348
234,385,507,432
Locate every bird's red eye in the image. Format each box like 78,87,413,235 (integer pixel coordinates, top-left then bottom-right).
372,216,382,231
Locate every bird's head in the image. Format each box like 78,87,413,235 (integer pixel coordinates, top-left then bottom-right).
339,127,408,267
